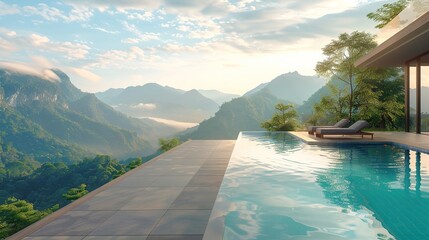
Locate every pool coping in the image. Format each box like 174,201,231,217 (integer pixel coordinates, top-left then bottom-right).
287,131,429,154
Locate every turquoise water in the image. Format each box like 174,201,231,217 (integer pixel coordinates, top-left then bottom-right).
212,132,429,240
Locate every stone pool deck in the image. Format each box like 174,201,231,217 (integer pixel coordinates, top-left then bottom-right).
9,132,429,239
10,140,235,240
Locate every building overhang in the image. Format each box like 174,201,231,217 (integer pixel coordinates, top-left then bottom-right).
355,11,429,67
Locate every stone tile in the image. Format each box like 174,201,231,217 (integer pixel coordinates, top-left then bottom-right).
84,237,146,240
24,237,84,240
187,176,224,187
115,175,158,187
170,187,219,210
121,187,183,210
90,210,165,236
195,169,226,176
150,176,193,187
151,210,211,235
146,235,203,240
74,188,144,210
31,211,116,236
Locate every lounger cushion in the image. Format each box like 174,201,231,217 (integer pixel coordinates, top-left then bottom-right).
307,119,350,132
316,120,369,134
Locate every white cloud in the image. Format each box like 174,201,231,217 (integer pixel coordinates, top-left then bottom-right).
131,103,157,110
30,34,49,45
0,1,94,22
0,1,20,15
121,21,160,43
67,67,101,82
127,11,154,21
82,24,118,34
0,31,90,60
0,61,60,82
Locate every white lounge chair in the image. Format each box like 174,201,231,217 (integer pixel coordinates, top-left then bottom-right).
315,120,373,139
307,119,350,135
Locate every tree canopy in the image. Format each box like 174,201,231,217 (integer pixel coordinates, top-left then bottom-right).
367,0,410,28
315,31,378,120
261,103,298,131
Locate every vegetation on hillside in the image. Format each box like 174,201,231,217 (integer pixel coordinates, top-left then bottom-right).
159,138,181,152
261,103,298,131
0,155,144,238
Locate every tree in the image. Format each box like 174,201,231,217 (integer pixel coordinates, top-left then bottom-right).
126,157,143,170
315,31,378,120
308,83,349,125
261,103,298,131
0,197,58,238
159,138,181,152
367,0,410,28
62,184,88,201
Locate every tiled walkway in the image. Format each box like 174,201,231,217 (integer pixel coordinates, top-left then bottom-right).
12,140,235,240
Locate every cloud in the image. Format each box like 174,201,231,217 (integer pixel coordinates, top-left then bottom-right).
22,3,93,22
89,46,155,69
63,0,161,10
121,21,160,43
131,103,157,110
0,31,90,60
67,67,102,82
0,61,60,82
0,1,20,15
82,24,118,34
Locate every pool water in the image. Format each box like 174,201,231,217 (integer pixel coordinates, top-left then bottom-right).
206,132,429,240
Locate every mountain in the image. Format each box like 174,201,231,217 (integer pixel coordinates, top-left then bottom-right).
197,89,240,105
93,88,124,104
96,83,219,122
297,78,347,117
181,89,287,140
244,71,325,105
0,68,159,159
410,87,429,113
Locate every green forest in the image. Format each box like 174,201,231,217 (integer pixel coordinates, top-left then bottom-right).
0,155,146,238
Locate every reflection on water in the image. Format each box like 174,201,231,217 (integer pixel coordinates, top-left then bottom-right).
217,132,429,240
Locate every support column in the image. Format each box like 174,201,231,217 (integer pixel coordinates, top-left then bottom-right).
404,63,410,132
416,58,421,134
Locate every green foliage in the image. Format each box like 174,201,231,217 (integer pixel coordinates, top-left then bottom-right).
0,155,126,209
315,31,378,120
261,103,298,131
159,138,181,152
62,184,88,201
0,197,58,238
367,0,410,28
126,157,143,170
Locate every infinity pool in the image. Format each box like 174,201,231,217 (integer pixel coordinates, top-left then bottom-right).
204,132,429,240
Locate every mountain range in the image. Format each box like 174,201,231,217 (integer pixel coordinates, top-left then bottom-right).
95,84,223,123
0,69,177,161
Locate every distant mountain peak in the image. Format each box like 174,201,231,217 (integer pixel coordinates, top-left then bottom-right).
244,71,325,105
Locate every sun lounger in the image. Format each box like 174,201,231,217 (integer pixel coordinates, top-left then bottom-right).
315,120,373,139
307,119,350,135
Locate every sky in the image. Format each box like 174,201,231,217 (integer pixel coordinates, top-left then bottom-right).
0,0,395,95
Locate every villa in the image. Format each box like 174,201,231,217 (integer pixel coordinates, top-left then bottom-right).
8,2,429,240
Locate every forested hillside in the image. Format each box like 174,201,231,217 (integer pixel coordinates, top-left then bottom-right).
182,90,288,139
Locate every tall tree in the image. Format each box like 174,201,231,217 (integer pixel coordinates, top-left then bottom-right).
367,0,410,28
315,31,378,120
